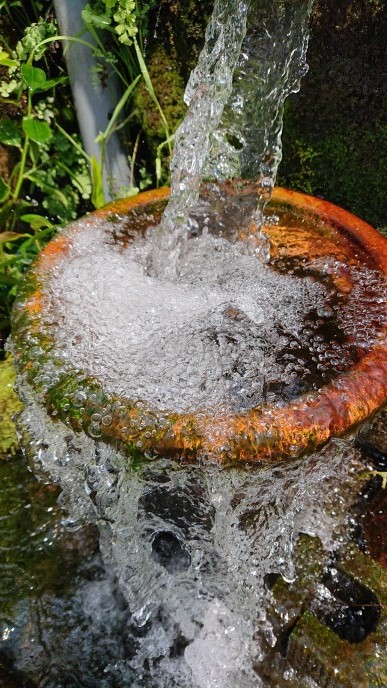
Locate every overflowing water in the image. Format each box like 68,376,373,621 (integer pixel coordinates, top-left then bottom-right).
14,376,371,688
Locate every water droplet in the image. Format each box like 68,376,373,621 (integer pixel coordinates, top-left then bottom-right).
88,422,102,438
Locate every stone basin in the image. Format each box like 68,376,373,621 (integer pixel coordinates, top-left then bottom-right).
11,187,387,463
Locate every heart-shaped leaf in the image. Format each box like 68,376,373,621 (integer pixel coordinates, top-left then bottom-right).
22,117,52,144
21,64,46,92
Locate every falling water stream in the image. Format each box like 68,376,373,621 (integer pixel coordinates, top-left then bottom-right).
3,1,387,686
155,0,313,273
10,388,378,688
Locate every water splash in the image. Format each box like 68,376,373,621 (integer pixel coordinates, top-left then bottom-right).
155,0,313,274
16,374,362,687
41,212,326,416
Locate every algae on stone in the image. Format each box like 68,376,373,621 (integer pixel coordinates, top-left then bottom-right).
0,356,23,457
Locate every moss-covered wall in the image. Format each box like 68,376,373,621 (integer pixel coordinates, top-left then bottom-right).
134,1,213,179
144,0,386,230
278,0,387,231
134,47,186,180
150,0,213,81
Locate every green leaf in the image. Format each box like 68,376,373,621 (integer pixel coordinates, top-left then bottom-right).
55,123,90,162
0,52,18,68
0,231,31,244
21,64,46,92
0,176,10,203
22,117,52,144
20,214,53,230
0,273,19,285
90,155,105,209
0,119,21,147
374,471,387,489
26,174,68,207
33,76,69,93
0,200,14,226
98,75,141,143
133,38,172,156
82,5,112,27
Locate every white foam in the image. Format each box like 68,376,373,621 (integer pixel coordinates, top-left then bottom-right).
185,599,254,688
44,219,325,413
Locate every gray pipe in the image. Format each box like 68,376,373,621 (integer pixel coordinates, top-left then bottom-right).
53,0,131,200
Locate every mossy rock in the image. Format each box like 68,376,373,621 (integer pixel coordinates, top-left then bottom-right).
133,1,213,180
0,356,23,457
149,0,213,80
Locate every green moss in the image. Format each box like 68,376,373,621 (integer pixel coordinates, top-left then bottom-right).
280,103,387,229
135,48,185,139
150,0,213,79
134,47,186,181
0,356,23,457
141,1,387,226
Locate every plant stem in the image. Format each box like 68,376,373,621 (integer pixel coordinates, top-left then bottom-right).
12,91,31,202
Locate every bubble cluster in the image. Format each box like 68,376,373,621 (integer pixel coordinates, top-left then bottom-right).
38,214,329,416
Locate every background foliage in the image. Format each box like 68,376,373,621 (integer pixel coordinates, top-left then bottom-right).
0,0,167,354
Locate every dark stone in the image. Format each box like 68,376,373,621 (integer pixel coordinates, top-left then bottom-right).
151,530,192,572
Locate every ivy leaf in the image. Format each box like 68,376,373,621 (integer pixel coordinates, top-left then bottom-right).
22,117,52,144
0,176,10,203
21,64,46,92
0,119,21,147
